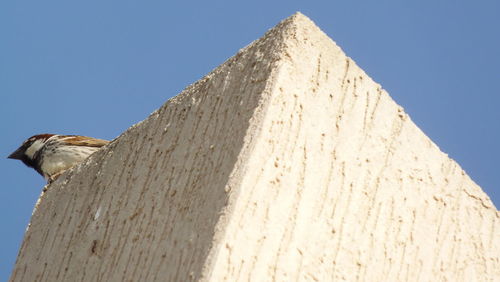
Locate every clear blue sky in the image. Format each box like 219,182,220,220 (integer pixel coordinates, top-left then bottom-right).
1,1,498,279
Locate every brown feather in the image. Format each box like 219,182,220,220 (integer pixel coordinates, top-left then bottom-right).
59,135,110,147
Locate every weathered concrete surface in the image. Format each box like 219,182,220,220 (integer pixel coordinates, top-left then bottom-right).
11,13,499,282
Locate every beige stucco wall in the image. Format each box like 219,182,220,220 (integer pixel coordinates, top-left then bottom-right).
11,13,499,282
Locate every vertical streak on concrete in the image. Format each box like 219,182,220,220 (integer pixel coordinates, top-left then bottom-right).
11,13,499,282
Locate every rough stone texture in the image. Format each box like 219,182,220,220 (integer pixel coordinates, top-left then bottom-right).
11,13,499,282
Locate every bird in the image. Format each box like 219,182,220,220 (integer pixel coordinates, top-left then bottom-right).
8,134,109,183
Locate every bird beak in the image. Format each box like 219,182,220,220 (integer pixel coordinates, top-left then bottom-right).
8,147,24,160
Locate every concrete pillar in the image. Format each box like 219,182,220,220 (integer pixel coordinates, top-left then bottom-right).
11,13,499,282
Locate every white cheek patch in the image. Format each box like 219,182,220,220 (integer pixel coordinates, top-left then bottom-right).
24,140,45,159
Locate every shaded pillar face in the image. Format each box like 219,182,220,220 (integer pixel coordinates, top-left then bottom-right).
11,13,499,282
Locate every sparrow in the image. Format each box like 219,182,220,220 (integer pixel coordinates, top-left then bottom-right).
8,134,109,183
